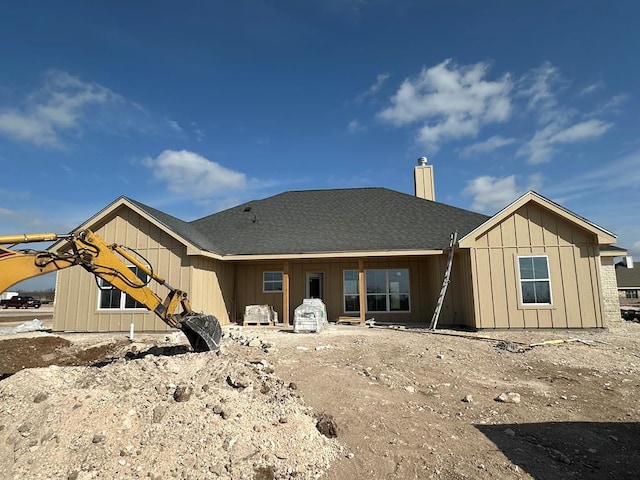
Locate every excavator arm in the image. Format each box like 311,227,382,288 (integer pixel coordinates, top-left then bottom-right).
0,229,221,352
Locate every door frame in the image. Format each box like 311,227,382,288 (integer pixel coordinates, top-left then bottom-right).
305,271,324,299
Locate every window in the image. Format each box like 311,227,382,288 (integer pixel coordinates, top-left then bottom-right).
98,266,148,310
518,256,552,305
343,269,410,313
263,271,283,292
343,270,360,312
626,290,639,299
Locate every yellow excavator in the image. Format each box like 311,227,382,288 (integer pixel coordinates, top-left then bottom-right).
0,229,221,352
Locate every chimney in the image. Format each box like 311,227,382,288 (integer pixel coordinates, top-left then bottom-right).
414,156,435,201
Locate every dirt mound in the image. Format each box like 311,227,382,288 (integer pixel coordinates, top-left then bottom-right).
0,342,340,480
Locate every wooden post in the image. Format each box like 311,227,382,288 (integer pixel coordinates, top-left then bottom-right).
283,260,290,325
358,258,366,324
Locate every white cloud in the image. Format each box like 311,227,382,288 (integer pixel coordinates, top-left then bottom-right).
549,119,611,143
168,120,183,133
347,119,365,133
545,148,640,201
463,173,542,213
460,135,516,157
0,112,57,146
0,207,13,215
598,94,627,113
190,122,205,141
515,62,614,164
356,73,390,103
517,119,611,164
0,71,124,147
579,81,605,96
518,62,565,123
143,150,246,198
378,59,512,150
376,60,620,162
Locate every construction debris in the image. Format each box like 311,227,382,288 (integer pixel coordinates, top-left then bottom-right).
293,299,327,333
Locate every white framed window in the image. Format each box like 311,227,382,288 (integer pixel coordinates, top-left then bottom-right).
518,256,552,305
626,290,638,299
97,266,148,310
343,268,410,313
263,271,283,292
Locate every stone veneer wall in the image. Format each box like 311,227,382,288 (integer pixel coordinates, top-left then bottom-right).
600,257,622,325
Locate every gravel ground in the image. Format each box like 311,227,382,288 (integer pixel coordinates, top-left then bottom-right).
0,317,639,479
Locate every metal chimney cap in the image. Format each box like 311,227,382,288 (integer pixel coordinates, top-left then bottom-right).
417,156,428,166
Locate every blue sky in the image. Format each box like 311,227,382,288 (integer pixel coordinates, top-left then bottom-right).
1,1,639,290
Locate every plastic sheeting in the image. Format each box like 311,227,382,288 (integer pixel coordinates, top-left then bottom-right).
243,305,278,325
0,319,47,335
293,298,327,333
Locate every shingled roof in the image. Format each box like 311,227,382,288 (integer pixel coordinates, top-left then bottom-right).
189,188,489,256
616,263,640,288
125,197,218,252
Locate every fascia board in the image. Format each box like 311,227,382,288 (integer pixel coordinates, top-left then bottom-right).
600,248,628,257
48,197,204,255
216,249,445,261
458,191,617,247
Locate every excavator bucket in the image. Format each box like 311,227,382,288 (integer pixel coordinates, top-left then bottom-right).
179,314,222,352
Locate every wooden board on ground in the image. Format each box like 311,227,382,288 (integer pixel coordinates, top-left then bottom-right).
240,320,275,327
336,316,362,325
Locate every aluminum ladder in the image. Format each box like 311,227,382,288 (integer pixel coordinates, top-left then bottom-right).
429,231,458,331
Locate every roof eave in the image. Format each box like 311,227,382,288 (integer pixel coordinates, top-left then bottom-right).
48,197,206,255
218,248,445,261
458,191,617,248
601,248,628,257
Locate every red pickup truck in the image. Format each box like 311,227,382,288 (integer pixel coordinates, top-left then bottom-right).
0,295,41,309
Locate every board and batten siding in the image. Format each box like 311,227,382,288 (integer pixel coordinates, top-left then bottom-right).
189,256,234,325
449,249,477,329
53,209,212,332
466,203,605,329
234,256,461,325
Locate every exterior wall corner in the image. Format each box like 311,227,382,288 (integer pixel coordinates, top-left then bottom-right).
600,256,622,325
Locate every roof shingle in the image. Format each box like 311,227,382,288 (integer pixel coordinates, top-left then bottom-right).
189,188,489,255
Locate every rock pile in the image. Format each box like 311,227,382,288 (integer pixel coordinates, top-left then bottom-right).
0,341,340,480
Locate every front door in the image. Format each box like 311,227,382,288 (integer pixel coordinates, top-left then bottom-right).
306,272,324,299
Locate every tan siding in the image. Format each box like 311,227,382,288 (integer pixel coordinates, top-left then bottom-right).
235,262,286,323
503,249,520,328
527,204,545,246
189,257,234,325
501,215,517,247
469,249,483,328
542,210,560,246
588,246,605,328
560,245,582,328
556,217,574,246
415,257,431,321
233,257,450,325
488,248,507,327
54,208,197,332
467,203,604,329
573,245,598,328
547,250,568,328
537,306,553,328
53,266,85,331
448,250,477,328
486,223,502,247
475,249,495,328
514,211,531,247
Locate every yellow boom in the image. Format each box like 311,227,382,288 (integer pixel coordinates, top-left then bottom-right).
0,229,221,352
